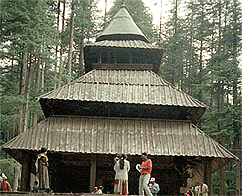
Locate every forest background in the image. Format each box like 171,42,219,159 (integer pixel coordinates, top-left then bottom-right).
0,0,241,195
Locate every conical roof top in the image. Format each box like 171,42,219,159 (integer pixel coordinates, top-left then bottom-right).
96,7,148,42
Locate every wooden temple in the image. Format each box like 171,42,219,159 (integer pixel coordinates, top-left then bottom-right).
1,7,239,195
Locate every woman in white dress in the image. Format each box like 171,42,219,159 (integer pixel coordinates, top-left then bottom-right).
114,154,130,195
197,181,209,196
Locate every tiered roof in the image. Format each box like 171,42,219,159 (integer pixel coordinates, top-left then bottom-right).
2,115,239,172
1,6,239,174
39,70,209,123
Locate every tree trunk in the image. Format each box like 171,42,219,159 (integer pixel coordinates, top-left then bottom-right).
232,0,240,194
58,0,65,88
54,0,61,89
233,81,240,196
235,137,240,196
41,62,45,93
23,54,33,132
18,50,28,134
31,57,39,127
198,2,204,101
79,37,84,76
104,0,107,27
174,0,178,34
79,0,85,76
67,1,75,79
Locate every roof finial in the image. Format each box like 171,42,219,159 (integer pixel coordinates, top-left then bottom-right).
121,0,125,8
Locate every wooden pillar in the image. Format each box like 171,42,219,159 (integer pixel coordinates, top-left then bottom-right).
20,151,31,191
204,159,212,195
90,155,97,192
13,167,21,191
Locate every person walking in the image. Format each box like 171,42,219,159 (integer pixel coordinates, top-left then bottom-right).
35,147,50,192
114,154,130,195
198,181,208,196
149,177,160,196
138,152,153,196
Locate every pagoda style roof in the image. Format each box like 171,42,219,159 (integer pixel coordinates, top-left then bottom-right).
83,7,163,73
39,70,208,108
38,70,209,123
1,115,239,172
96,8,148,42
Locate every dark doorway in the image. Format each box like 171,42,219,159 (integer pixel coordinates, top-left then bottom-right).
153,168,183,195
58,166,90,193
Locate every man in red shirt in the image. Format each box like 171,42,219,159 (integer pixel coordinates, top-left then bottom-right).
138,152,153,196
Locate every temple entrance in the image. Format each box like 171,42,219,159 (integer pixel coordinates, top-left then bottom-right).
152,168,183,195
58,166,90,193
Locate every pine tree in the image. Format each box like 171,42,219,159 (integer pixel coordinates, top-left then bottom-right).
1,0,58,135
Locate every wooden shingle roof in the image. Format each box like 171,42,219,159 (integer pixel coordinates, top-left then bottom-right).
85,40,162,50
39,70,209,109
1,115,239,172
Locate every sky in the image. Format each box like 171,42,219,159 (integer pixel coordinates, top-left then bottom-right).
97,0,174,26
97,0,242,27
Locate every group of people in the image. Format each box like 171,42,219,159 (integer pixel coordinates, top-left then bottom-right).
0,147,49,193
0,168,12,192
1,147,209,195
113,152,159,196
113,152,209,196
184,181,209,196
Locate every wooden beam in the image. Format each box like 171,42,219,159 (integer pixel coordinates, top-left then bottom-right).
204,159,212,195
92,63,154,70
20,151,31,191
90,155,97,192
13,167,21,191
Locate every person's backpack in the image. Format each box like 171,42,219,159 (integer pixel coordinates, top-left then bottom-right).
0,172,2,177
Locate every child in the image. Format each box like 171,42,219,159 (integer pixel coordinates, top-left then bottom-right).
96,185,104,194
33,181,39,193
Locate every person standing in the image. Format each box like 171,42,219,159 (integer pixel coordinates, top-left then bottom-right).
114,154,130,195
138,152,153,196
198,181,208,196
35,147,50,192
149,177,160,196
0,167,7,188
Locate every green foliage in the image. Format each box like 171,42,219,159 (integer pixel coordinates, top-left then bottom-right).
1,0,58,55
159,0,241,193
61,0,99,78
0,158,21,188
0,0,241,194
